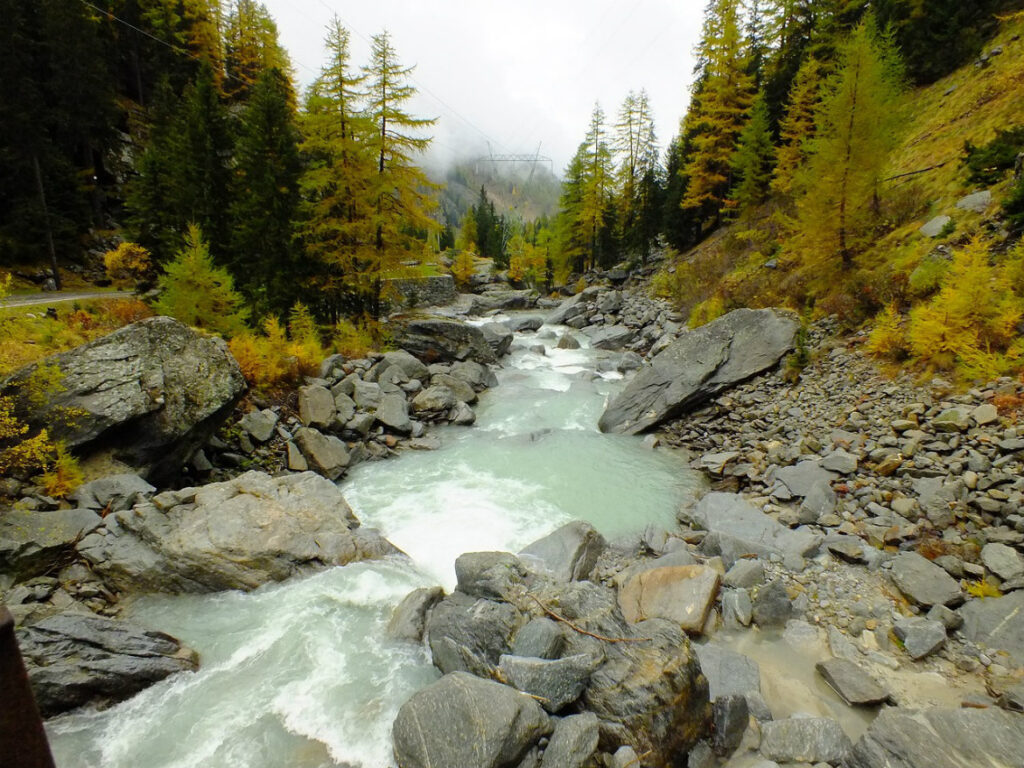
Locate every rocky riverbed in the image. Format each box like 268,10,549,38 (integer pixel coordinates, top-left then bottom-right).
3,273,1024,767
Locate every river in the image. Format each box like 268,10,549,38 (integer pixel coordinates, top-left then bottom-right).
45,318,705,768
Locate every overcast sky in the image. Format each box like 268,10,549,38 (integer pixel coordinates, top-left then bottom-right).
261,0,706,174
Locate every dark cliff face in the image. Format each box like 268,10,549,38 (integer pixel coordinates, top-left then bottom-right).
1,316,246,483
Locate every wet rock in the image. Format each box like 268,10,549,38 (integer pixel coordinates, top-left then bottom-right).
392,314,497,365
449,401,477,425
556,333,581,350
297,384,335,428
426,592,522,676
759,717,851,764
507,315,545,333
618,565,721,633
481,322,514,357
0,316,246,483
712,695,749,756
77,471,396,593
546,292,591,325
498,653,598,712
0,508,102,580
375,392,412,435
599,308,798,434
752,580,793,627
455,552,527,600
894,617,946,660
694,644,771,721
69,474,155,513
512,618,565,660
586,325,636,351
388,586,445,642
293,427,349,479
519,521,607,583
846,707,1024,768
890,552,963,607
582,618,710,764
18,612,198,717
392,672,550,768
959,590,1024,665
981,543,1024,581
539,712,599,768
815,658,890,706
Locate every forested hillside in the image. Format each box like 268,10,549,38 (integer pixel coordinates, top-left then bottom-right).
548,0,1024,383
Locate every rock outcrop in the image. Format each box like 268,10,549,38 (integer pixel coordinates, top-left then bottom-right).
76,470,399,593
17,612,198,717
1,316,246,482
390,314,497,364
598,308,797,434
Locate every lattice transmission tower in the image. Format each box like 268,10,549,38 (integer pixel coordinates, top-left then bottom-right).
475,142,553,181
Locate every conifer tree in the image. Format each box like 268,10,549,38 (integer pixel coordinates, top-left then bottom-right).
362,30,439,317
770,57,821,197
680,0,755,230
615,90,662,261
579,103,615,270
224,0,291,102
230,67,301,316
298,18,375,318
729,91,775,212
555,144,589,274
154,223,249,337
792,14,904,270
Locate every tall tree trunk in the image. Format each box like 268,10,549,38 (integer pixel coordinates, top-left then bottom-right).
32,153,61,291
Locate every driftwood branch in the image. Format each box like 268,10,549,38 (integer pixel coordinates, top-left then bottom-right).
527,595,646,644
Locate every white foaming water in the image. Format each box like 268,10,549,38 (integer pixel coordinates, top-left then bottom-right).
46,320,704,768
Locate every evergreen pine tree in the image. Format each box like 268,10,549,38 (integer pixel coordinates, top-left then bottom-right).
579,103,615,270
230,67,302,316
729,91,776,212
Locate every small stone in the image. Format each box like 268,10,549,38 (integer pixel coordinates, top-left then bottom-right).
894,617,947,660
821,449,858,474
890,552,963,607
753,580,792,628
816,658,890,706
932,408,971,433
712,695,749,756
723,559,765,589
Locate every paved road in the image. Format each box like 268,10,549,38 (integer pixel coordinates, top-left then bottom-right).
0,290,135,309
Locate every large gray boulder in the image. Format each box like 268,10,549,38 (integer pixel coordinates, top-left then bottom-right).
392,672,551,768
682,492,821,568
846,707,1024,768
598,308,797,434
0,508,103,580
391,314,497,364
759,717,852,764
481,322,514,357
518,521,607,582
585,324,636,351
498,653,598,712
426,591,523,677
890,552,963,608
0,316,246,482
468,289,539,315
76,471,398,593
17,612,198,717
618,564,721,633
68,474,155,512
540,713,599,768
959,590,1024,665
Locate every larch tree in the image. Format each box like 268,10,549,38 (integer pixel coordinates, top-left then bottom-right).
361,30,439,318
770,56,821,198
680,0,755,231
793,13,904,270
298,18,375,318
230,67,302,316
614,90,662,261
578,103,615,271
224,0,291,103
729,90,775,213
555,143,589,275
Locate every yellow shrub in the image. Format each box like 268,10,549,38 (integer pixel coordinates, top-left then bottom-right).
228,307,330,392
866,303,909,360
451,249,476,287
39,443,83,498
573,277,586,295
907,236,1023,379
104,242,153,283
688,295,727,328
333,318,376,359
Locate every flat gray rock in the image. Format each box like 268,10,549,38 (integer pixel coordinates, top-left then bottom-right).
17,612,198,717
816,658,890,706
618,565,721,633
518,521,606,582
293,427,349,480
846,707,1024,768
512,618,565,660
392,314,497,364
68,474,155,512
919,215,951,237
959,590,1024,666
598,308,797,434
890,552,963,607
392,672,550,768
498,653,597,712
894,617,946,660
684,492,820,567
773,461,837,497
297,384,335,428
981,543,1024,581
77,471,397,593
694,644,770,720
759,717,851,764
374,392,412,435
956,189,992,213
237,408,278,443
586,324,637,351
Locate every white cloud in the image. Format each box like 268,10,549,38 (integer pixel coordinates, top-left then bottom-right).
263,0,706,172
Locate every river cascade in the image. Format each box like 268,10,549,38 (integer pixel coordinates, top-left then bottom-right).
45,317,705,768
